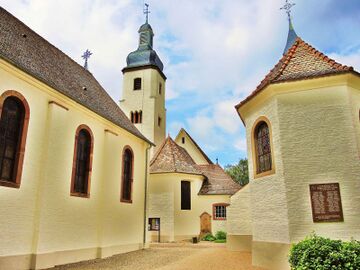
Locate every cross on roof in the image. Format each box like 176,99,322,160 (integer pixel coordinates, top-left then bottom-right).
143,3,150,23
81,49,92,70
280,0,296,21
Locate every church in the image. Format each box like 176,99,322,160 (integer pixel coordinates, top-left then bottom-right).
0,6,240,270
226,10,360,270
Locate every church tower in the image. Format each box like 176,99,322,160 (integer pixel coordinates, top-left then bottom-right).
120,11,166,155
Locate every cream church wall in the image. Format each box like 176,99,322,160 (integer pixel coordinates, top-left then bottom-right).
226,185,252,251
174,130,210,165
120,68,166,155
277,82,360,243
148,173,230,242
0,60,149,270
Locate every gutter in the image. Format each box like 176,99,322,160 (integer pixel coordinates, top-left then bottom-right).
143,144,152,247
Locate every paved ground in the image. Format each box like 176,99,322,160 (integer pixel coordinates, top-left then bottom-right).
50,242,265,270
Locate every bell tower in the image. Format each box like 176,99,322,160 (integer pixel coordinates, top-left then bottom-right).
120,9,166,155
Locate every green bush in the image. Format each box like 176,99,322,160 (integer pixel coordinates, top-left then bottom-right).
202,233,216,241
215,230,227,240
289,234,360,270
214,239,226,243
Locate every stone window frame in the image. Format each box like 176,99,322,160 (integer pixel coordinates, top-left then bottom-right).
212,203,230,220
70,124,94,198
120,145,134,203
0,90,30,189
251,116,276,179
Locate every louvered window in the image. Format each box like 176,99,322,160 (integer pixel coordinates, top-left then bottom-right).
134,78,142,90
181,181,191,210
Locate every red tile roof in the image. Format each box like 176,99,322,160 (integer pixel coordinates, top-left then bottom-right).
150,136,203,175
197,164,242,195
236,37,357,110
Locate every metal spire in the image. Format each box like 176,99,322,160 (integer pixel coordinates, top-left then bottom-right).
143,3,150,23
81,49,92,70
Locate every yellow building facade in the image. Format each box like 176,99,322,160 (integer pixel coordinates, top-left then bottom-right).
0,8,152,270
228,22,360,270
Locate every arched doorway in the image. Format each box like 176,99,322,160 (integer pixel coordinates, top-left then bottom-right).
200,212,212,238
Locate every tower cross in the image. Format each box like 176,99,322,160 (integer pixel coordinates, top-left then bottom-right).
143,3,150,23
280,0,296,21
81,49,92,70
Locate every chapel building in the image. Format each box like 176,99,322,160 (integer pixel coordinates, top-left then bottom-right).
227,16,360,270
0,7,153,270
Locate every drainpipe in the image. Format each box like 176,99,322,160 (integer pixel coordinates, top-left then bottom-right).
143,144,151,247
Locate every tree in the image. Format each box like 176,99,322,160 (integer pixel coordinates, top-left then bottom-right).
224,158,249,186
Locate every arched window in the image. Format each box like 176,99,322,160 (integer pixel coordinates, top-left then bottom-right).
71,125,93,197
121,146,133,203
134,78,142,90
130,111,134,123
0,91,30,188
139,111,142,123
134,111,139,123
253,118,274,176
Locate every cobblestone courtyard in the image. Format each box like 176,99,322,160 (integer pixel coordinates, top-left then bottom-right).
49,242,265,270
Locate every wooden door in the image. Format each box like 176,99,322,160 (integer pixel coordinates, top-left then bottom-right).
200,212,212,237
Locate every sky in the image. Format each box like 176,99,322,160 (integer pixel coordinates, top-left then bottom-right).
1,0,359,166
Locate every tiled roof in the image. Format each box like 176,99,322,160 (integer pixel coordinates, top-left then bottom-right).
177,128,213,165
197,164,242,195
236,37,356,110
150,136,203,175
0,7,152,145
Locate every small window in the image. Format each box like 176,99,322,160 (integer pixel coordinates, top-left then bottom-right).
254,121,272,174
158,116,162,127
213,204,228,220
130,112,134,123
134,78,142,90
159,83,162,95
71,125,93,197
121,147,134,203
0,91,30,188
181,181,191,210
131,111,142,124
139,111,142,123
182,137,185,144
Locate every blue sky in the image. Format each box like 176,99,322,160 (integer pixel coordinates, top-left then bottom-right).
1,0,359,166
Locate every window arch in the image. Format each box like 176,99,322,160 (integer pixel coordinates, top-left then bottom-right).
130,111,142,124
251,117,275,178
0,91,30,188
121,146,134,203
133,78,142,90
71,125,94,197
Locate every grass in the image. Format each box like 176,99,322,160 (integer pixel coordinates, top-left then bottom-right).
214,239,226,243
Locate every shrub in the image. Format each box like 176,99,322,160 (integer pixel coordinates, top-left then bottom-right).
202,233,216,241
215,230,227,240
289,234,360,270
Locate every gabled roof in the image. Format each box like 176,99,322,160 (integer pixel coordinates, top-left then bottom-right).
175,128,213,165
150,136,203,175
236,37,357,110
197,164,242,195
0,7,152,145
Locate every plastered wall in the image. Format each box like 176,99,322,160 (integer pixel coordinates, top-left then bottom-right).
0,60,149,269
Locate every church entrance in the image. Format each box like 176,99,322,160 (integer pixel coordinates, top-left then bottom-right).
199,212,212,238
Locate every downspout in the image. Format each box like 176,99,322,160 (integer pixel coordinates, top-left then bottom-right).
143,144,152,247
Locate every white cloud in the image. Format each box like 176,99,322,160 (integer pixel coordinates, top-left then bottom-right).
235,138,247,152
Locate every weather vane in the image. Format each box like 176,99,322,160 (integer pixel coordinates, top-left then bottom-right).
280,0,296,21
143,3,150,23
81,49,92,70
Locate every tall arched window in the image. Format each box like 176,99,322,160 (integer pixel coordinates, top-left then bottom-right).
0,91,30,188
255,122,271,173
252,117,275,178
71,125,93,197
121,146,133,203
133,78,142,90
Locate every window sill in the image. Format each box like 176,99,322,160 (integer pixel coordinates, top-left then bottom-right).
213,217,227,221
121,199,133,204
0,179,20,188
70,192,90,198
253,169,275,179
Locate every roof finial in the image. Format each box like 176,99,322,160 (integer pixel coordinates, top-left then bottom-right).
143,3,150,23
280,0,295,22
81,49,92,70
